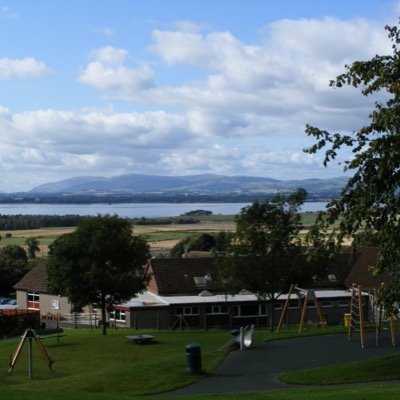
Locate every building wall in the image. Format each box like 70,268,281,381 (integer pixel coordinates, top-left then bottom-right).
16,290,27,309
122,296,367,330
16,290,71,317
126,308,171,329
38,293,71,316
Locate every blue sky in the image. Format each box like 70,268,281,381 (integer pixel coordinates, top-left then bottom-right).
0,0,398,192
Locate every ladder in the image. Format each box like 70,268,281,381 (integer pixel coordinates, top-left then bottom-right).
348,284,366,348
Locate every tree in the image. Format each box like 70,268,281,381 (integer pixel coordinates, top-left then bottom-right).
352,227,380,247
304,21,400,312
25,237,40,258
218,189,325,330
169,233,217,257
0,245,29,296
47,215,150,335
213,231,235,255
169,236,191,257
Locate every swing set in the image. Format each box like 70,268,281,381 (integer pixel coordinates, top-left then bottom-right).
276,284,326,333
8,328,53,379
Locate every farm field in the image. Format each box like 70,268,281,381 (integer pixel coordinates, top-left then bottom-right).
0,213,321,254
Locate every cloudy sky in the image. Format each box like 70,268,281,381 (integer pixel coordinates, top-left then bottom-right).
0,0,398,192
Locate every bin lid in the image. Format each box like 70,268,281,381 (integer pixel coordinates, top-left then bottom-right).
186,343,201,350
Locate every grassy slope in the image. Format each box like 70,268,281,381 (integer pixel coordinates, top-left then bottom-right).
2,385,400,400
1,327,400,400
280,352,400,385
0,329,227,396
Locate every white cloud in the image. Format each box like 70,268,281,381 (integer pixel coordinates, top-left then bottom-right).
0,57,53,79
93,27,116,37
78,46,154,96
173,20,207,33
1,13,395,191
88,47,128,65
79,17,388,139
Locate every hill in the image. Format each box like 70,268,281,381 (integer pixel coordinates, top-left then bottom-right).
29,173,348,197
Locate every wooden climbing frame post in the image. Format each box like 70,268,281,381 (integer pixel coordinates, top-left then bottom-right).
276,284,294,332
349,284,365,348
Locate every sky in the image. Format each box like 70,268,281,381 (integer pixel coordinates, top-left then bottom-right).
0,0,399,192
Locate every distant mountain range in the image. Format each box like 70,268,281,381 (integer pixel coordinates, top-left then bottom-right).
28,173,348,196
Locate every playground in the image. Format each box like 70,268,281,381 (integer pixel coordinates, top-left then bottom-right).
0,325,399,400
168,331,399,396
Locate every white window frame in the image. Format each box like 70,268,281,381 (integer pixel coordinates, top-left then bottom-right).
233,304,266,317
288,300,300,309
110,309,126,322
205,305,228,315
176,306,199,316
27,291,40,310
339,300,350,307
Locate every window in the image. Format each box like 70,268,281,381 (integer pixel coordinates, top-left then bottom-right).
205,305,228,315
259,304,267,315
339,300,350,307
307,300,316,309
110,310,126,322
321,301,333,308
288,300,300,309
27,292,40,310
176,306,199,316
194,276,207,287
234,304,266,317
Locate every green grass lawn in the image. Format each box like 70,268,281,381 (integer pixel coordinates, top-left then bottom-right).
0,328,228,396
280,352,400,385
1,326,399,400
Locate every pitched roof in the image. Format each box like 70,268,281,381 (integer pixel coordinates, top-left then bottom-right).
145,257,224,296
344,246,388,290
310,251,353,289
13,262,48,293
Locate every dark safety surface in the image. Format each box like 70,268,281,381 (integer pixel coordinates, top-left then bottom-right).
166,333,398,396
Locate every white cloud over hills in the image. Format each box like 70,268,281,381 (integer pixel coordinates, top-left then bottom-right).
0,3,396,192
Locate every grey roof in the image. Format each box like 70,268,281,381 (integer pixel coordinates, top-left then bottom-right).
344,246,388,290
146,257,224,296
13,263,48,293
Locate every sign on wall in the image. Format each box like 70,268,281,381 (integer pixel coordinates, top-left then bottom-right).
51,299,60,310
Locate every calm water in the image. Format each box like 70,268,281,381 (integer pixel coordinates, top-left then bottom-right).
0,202,327,217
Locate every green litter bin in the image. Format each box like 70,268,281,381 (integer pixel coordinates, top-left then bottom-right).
185,343,202,373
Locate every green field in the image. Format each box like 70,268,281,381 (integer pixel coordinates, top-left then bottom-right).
0,213,323,254
1,326,400,400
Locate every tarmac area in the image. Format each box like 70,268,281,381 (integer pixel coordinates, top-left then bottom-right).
167,332,399,396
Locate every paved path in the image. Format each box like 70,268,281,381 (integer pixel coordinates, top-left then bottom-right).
166,333,398,396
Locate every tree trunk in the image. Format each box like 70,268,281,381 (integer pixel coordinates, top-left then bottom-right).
101,293,107,335
269,298,275,332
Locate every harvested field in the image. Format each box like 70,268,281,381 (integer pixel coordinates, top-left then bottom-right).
0,219,236,254
0,213,335,254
